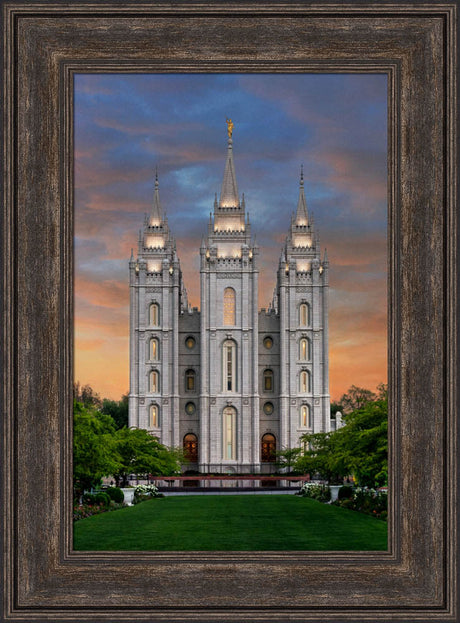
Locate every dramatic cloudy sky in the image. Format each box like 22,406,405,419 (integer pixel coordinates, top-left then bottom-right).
75,74,387,402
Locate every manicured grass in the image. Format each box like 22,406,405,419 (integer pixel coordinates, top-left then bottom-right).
74,495,387,551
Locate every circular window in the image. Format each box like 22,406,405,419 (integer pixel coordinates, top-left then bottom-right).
185,402,196,415
263,336,273,349
263,402,274,415
185,336,196,349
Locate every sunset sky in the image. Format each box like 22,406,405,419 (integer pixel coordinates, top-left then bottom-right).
75,74,387,402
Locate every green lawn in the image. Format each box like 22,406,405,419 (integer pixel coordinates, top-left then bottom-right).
74,495,387,551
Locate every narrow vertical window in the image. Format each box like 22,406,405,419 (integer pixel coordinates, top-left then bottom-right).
222,340,236,392
150,338,159,360
300,338,310,361
263,369,274,392
299,303,309,326
185,369,196,392
150,404,158,427
150,371,159,393
300,370,310,393
222,407,236,460
223,287,236,326
150,303,159,326
301,404,311,428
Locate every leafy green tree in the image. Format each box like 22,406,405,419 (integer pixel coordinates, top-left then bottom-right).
339,385,377,414
73,382,102,409
113,427,182,486
73,401,121,497
295,386,388,487
101,394,129,429
295,432,346,484
335,397,388,486
275,447,303,474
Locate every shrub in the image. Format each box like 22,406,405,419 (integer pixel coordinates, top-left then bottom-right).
299,483,331,503
337,497,354,510
338,485,354,500
94,492,111,506
82,493,97,506
73,501,124,522
106,487,124,504
133,484,161,504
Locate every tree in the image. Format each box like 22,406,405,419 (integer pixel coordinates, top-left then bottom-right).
73,382,102,409
295,432,346,484
338,385,377,414
113,427,182,486
335,397,388,487
101,394,129,429
73,401,121,497
275,447,303,474
295,385,388,487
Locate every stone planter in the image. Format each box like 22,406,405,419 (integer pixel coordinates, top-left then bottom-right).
329,485,342,503
120,488,135,506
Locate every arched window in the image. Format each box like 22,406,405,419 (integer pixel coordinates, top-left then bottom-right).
261,433,276,463
300,370,310,393
150,338,159,360
185,369,196,392
263,369,274,392
223,407,236,460
150,303,159,326
300,404,311,428
299,303,310,326
222,340,236,392
183,433,198,463
150,404,159,428
150,370,159,393
300,338,311,361
223,287,236,326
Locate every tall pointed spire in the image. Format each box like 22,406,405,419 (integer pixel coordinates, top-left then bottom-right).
219,120,239,208
149,168,162,225
295,165,309,226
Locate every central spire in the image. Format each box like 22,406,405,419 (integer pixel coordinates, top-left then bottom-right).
219,119,239,208
295,165,309,226
149,169,162,226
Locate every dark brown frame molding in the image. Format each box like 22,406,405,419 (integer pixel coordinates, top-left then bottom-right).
1,2,458,622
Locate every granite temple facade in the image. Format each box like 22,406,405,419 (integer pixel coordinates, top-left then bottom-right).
129,127,331,473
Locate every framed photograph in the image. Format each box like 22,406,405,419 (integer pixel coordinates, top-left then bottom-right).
2,2,458,622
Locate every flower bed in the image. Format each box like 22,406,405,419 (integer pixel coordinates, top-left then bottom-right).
133,483,164,504
334,487,387,520
73,501,124,522
298,483,388,520
297,482,331,503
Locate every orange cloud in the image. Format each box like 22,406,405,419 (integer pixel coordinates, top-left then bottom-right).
75,276,129,309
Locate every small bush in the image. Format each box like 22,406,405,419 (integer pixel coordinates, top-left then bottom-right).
73,501,124,522
94,492,111,506
133,484,161,504
338,485,354,500
82,493,97,506
299,483,331,503
337,497,354,510
106,487,124,504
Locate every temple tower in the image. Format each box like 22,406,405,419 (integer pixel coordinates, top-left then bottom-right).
128,173,186,449
275,168,330,451
199,122,260,472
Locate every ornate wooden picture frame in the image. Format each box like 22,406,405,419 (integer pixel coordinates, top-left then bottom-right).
2,2,458,621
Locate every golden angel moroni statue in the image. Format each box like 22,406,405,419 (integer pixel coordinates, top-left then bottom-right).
226,118,234,138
